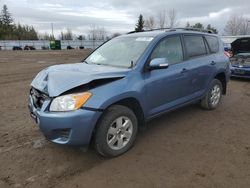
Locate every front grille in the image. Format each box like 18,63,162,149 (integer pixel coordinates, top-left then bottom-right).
30,88,49,109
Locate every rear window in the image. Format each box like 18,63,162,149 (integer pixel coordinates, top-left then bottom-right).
184,35,207,58
205,36,219,53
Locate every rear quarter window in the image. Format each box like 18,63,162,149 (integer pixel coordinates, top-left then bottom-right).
205,36,219,53
184,35,207,58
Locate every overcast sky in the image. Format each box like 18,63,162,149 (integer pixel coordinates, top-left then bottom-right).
1,0,250,37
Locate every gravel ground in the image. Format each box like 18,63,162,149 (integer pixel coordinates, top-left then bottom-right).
0,50,250,188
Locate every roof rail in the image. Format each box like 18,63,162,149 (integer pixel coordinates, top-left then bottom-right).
170,27,214,34
127,27,214,34
127,28,171,34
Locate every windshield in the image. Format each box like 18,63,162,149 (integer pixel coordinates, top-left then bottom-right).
85,36,154,68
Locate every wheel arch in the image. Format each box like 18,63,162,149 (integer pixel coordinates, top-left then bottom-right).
214,72,227,95
90,97,146,143
111,97,146,128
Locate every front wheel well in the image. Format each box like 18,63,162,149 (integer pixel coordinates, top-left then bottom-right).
215,72,227,95
90,98,145,144
112,98,145,128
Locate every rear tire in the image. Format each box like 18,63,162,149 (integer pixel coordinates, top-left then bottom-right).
94,105,138,157
201,79,223,110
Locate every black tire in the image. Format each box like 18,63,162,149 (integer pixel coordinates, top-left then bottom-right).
94,105,138,157
200,79,223,110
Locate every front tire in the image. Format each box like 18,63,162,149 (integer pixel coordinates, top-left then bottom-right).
201,79,223,110
94,105,138,157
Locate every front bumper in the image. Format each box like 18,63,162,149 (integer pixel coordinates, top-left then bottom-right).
230,66,250,78
28,95,102,146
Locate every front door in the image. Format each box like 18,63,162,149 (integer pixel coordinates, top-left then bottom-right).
144,35,191,117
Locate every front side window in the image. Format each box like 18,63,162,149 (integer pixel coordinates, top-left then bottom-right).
151,36,183,65
184,35,207,58
85,36,153,68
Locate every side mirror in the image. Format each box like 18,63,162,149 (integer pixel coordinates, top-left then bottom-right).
149,58,169,70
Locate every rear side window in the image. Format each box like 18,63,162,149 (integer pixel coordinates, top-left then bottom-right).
184,35,207,58
151,36,183,65
205,36,219,53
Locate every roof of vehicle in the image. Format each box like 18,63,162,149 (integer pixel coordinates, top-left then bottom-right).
121,28,218,38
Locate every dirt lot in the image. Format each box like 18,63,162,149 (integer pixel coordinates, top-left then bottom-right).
0,50,250,188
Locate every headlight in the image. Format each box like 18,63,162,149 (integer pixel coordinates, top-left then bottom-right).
50,92,92,112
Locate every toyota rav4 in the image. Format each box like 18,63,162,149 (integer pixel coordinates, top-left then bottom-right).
28,28,230,157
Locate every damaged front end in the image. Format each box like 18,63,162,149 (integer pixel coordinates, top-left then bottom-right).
31,63,128,97
230,55,250,78
230,54,250,68
28,63,128,146
230,38,250,78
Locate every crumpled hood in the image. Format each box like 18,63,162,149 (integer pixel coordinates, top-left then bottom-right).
31,63,129,97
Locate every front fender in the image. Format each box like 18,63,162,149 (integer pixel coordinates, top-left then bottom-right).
98,91,145,110
83,73,147,114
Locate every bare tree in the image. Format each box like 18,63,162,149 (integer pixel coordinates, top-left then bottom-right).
96,27,107,40
185,22,191,28
38,32,54,40
144,16,156,30
60,28,73,40
156,9,179,29
239,17,250,35
224,14,250,35
157,10,167,29
168,9,178,28
88,25,107,40
224,15,241,35
89,25,97,40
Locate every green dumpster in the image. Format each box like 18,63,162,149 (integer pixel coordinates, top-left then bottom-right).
50,40,61,50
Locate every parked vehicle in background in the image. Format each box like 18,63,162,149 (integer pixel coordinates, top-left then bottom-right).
13,46,22,50
24,45,36,50
28,28,230,157
41,46,50,50
230,37,250,78
224,42,232,52
67,45,74,50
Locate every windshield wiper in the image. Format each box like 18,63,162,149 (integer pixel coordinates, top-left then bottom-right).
93,63,103,66
82,60,89,64
129,61,134,68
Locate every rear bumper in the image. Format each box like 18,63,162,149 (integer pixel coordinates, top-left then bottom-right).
28,95,102,146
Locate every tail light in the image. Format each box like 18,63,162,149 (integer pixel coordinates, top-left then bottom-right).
224,51,231,58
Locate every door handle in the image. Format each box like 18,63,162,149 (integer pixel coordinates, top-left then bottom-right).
181,68,189,73
210,61,216,65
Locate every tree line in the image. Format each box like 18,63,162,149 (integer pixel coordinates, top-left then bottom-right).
224,14,250,35
0,4,38,40
135,10,250,35
135,10,218,34
1,3,250,41
38,26,108,41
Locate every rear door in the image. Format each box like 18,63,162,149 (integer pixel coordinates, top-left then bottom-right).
183,34,217,97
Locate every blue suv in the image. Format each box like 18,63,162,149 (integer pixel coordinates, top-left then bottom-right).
28,28,230,157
